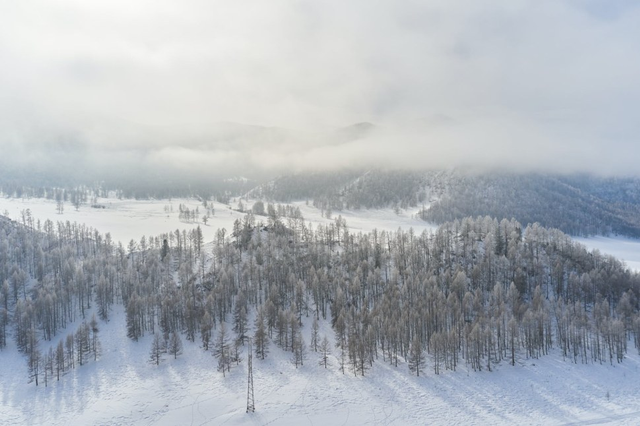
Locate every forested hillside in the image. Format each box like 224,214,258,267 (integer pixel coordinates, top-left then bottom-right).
257,170,640,237
2,207,640,387
255,169,430,212
420,173,640,238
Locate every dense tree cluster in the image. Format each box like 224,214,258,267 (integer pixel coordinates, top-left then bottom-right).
255,171,362,204
312,170,427,212
256,170,428,212
2,207,640,386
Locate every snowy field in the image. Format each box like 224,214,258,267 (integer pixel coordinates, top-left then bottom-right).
2,306,640,426
0,195,244,247
0,195,436,247
291,201,437,235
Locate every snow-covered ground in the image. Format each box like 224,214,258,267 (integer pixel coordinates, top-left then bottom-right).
574,236,640,272
0,195,241,246
291,201,437,235
2,306,640,426
0,196,435,247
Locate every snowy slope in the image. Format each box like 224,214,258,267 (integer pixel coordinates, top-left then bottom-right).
2,306,640,426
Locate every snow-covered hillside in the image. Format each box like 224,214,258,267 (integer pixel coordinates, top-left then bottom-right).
2,305,640,426
2,195,640,426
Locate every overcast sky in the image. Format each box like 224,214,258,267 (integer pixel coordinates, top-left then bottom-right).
1,0,639,175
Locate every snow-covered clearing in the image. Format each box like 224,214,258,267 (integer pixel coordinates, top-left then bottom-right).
574,236,640,272
0,196,436,247
0,196,257,246
2,307,640,426
291,201,437,235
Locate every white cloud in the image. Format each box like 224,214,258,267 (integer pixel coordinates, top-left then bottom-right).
1,0,639,175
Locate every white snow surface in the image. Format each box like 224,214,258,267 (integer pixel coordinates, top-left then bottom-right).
2,307,640,426
0,196,436,246
291,201,436,235
0,196,242,246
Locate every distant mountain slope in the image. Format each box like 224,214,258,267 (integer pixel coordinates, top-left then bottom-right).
420,173,640,238
256,170,640,237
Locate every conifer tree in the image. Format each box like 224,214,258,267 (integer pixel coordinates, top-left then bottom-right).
311,317,319,352
214,322,231,376
291,330,307,368
27,327,41,386
201,312,213,351
65,333,75,370
168,332,183,359
319,335,331,368
90,314,100,361
55,339,65,380
149,333,165,365
254,309,269,360
408,336,424,377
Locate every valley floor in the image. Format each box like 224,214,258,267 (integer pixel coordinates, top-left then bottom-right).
0,196,435,247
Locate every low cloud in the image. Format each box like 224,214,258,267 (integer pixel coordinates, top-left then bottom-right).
1,0,639,179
